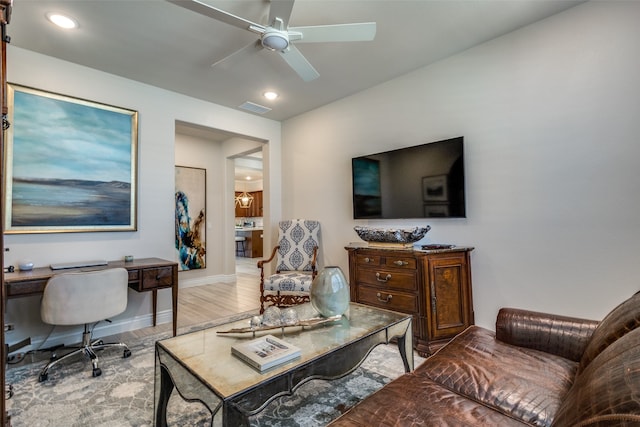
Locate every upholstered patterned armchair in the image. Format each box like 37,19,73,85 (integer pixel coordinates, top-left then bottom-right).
258,219,320,313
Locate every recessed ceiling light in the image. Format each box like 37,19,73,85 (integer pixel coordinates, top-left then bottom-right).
263,91,278,101
46,12,78,29
246,176,252,180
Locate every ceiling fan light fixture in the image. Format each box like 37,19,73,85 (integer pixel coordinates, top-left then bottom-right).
262,31,289,51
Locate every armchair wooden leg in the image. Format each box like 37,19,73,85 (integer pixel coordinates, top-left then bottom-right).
259,281,266,314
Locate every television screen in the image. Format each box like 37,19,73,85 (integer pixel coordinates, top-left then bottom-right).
352,137,465,219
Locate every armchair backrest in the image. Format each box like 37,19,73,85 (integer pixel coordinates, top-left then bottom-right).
276,219,320,272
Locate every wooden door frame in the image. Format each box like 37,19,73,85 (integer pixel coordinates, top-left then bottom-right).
1,1,13,425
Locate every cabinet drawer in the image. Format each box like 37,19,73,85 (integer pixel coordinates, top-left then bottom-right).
140,266,174,290
383,256,416,270
358,286,418,313
356,254,382,266
357,269,417,291
356,254,417,270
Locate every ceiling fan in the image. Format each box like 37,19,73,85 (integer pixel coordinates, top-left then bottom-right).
168,0,376,82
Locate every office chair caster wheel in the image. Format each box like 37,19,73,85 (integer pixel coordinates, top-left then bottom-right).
92,367,102,377
123,349,131,358
38,372,48,382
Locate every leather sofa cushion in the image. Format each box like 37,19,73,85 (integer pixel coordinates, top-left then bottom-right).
328,374,528,427
578,291,640,374
496,307,598,362
416,326,577,427
552,327,640,426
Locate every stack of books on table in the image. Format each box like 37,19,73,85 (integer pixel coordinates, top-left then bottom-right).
231,334,301,372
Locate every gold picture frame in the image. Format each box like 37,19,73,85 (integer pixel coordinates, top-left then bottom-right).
4,84,138,233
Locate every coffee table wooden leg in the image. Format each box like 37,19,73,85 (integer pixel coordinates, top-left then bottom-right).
154,364,174,427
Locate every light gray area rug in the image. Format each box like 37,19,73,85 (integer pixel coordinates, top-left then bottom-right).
6,313,424,427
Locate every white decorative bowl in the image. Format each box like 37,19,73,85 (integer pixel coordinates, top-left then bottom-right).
18,261,34,271
354,226,431,247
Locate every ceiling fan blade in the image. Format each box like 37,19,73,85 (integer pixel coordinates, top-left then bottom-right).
289,22,376,43
268,0,295,27
279,44,319,82
168,0,265,34
211,40,263,68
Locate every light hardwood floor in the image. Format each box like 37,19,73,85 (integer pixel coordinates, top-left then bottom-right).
178,257,260,327
112,256,261,341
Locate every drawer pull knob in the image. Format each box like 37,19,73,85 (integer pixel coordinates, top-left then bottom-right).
376,292,392,303
364,257,373,263
375,272,392,283
393,260,409,266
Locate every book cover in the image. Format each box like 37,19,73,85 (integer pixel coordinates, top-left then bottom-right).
231,334,301,372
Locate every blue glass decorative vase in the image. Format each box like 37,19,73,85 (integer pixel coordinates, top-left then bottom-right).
310,266,350,317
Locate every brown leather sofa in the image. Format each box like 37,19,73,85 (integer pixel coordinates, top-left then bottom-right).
329,292,640,426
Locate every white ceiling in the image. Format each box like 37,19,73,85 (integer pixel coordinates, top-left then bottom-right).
7,0,584,122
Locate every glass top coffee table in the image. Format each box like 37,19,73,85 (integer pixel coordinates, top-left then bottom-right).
154,302,413,427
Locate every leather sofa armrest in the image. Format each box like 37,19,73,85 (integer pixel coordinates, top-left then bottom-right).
496,308,599,362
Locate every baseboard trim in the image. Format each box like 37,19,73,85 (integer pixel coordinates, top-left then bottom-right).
179,274,237,288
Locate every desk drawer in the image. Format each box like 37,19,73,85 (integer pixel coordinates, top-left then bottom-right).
356,269,417,292
6,280,46,297
140,266,174,290
357,286,418,313
127,270,139,283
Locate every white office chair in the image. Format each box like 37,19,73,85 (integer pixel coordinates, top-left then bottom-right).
38,268,131,382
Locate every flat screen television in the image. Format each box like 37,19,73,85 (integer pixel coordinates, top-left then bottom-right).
352,137,465,219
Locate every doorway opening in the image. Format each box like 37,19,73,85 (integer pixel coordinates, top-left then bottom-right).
174,121,264,281
233,149,263,278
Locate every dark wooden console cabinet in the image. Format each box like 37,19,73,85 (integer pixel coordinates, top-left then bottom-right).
346,245,474,356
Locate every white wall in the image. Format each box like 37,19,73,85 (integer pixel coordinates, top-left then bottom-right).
282,1,640,328
4,47,281,350
174,133,269,287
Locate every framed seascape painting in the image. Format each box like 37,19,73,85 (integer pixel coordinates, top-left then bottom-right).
4,84,138,233
175,166,206,271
